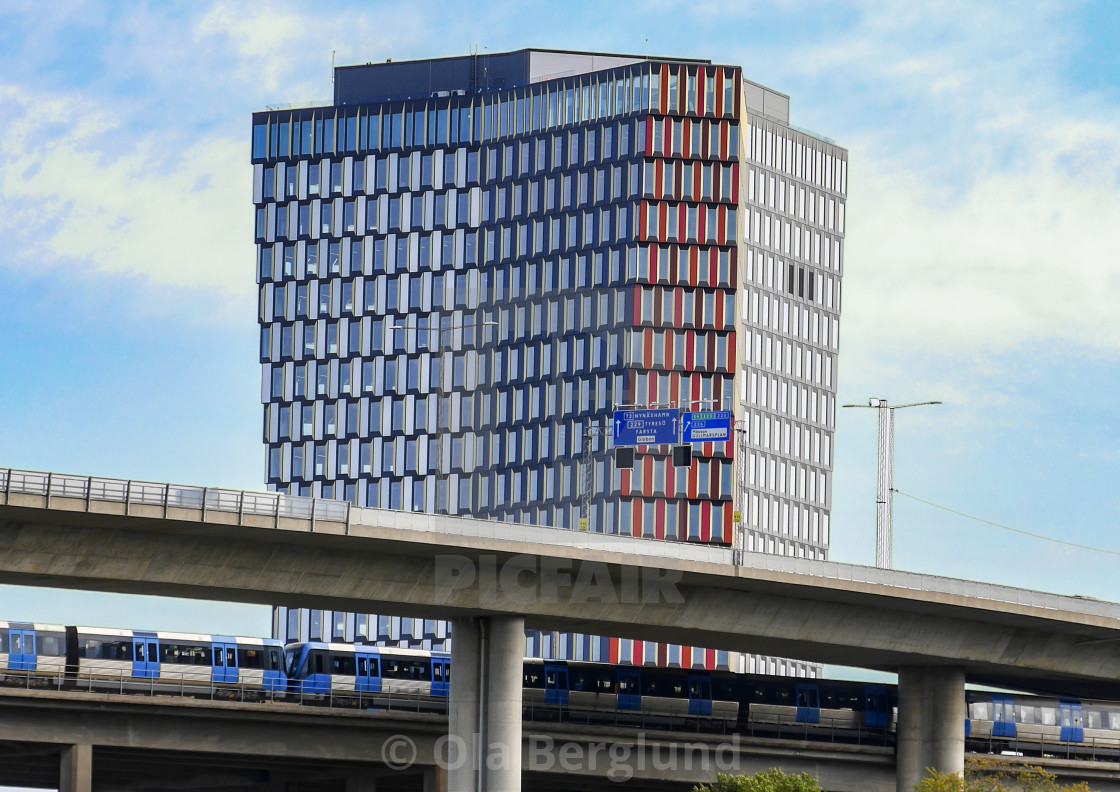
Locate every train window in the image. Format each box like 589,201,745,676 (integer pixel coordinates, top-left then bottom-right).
161,643,210,665
546,670,556,686
1086,710,1101,729
433,664,444,681
331,654,356,675
358,658,367,676
238,648,264,669
1040,707,1057,726
97,641,132,661
313,653,324,675
971,702,990,720
410,661,429,680
40,636,64,656
226,648,236,666
524,670,541,686
797,688,819,708
284,648,302,677
213,649,223,666
269,649,282,671
670,682,684,697
618,677,631,693
1019,706,1035,724
597,676,615,693
641,679,659,696
1109,712,1120,730
572,672,586,691
10,634,22,653
0,631,6,653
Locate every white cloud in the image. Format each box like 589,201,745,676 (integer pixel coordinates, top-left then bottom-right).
193,3,317,95
841,104,1120,360
0,85,254,303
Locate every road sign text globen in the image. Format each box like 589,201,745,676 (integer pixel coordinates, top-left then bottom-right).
612,409,679,447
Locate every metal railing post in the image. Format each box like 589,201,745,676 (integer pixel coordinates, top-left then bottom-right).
46,472,53,507
163,483,170,518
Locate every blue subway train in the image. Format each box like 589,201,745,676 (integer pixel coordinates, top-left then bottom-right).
284,642,449,698
966,692,1120,756
6,620,1120,757
0,621,286,693
284,641,896,737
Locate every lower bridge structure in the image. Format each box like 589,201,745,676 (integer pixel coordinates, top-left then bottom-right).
3,467,1120,792
2,684,1120,792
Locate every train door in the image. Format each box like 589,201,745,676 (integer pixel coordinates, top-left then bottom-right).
356,651,380,693
796,684,821,724
992,694,1016,738
431,657,450,698
212,641,238,684
1060,701,1084,742
8,628,35,672
131,635,159,679
617,669,641,711
544,664,569,706
864,685,889,729
688,676,713,716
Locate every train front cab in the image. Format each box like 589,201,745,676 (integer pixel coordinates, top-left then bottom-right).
285,642,328,695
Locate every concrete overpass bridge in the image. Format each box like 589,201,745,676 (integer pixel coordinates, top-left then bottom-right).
2,467,1120,792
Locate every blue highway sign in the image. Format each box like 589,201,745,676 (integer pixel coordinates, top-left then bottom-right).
682,410,733,443
613,409,679,447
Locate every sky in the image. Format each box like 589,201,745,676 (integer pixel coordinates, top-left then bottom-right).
0,0,1118,664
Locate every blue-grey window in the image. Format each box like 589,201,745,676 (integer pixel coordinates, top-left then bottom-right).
253,123,267,159
306,243,318,276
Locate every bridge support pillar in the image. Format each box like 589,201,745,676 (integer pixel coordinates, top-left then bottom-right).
897,665,965,792
485,615,524,792
60,743,92,792
448,615,524,792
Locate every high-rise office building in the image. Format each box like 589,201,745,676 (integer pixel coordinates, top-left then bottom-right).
254,50,845,675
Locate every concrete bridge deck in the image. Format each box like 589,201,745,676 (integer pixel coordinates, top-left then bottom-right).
1,467,1118,697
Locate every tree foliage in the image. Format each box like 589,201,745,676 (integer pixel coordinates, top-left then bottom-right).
693,768,823,792
914,758,1094,792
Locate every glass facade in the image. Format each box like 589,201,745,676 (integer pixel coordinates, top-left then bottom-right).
255,51,845,675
